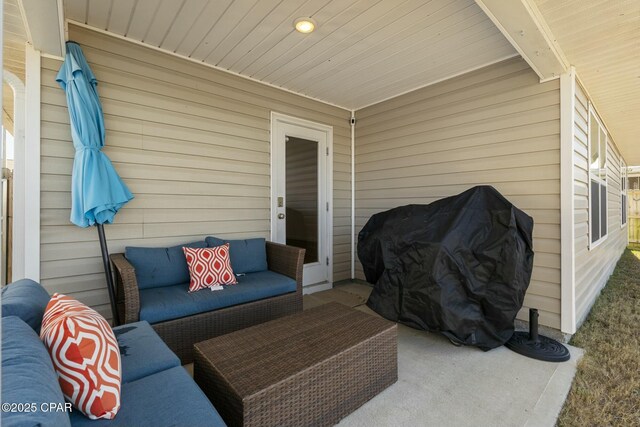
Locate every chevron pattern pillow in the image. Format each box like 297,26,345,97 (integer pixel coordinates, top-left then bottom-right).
183,244,237,292
40,294,121,420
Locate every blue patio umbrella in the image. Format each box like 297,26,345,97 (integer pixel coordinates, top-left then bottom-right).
56,41,133,323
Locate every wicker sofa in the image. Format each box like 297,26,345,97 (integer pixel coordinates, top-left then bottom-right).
110,239,305,363
1,279,226,427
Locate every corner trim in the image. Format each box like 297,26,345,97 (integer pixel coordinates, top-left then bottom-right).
560,66,576,334
350,110,356,279
24,43,41,281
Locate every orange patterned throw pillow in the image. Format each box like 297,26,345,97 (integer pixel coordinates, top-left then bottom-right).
40,294,121,420
183,244,237,292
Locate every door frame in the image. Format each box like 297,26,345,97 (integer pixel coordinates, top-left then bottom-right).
270,112,333,290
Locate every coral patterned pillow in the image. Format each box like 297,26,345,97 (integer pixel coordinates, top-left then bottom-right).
183,244,237,292
40,294,121,420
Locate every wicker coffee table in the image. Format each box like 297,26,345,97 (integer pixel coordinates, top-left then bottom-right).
194,302,398,427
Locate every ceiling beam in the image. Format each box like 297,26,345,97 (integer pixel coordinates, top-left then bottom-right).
19,0,66,57
474,0,568,81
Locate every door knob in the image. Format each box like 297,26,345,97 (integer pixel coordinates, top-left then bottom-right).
278,213,285,219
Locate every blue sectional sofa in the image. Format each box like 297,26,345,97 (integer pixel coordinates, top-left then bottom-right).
110,237,305,363
1,279,226,427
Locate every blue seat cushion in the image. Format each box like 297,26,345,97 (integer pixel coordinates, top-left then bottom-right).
69,366,225,427
206,236,268,274
139,270,296,324
125,240,207,289
1,279,51,333
1,316,71,427
113,321,180,384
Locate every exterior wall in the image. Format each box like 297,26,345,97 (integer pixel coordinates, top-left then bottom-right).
40,25,352,320
355,57,562,328
572,82,627,326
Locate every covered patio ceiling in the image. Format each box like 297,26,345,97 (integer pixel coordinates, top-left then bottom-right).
62,0,517,110
534,0,640,164
14,0,640,163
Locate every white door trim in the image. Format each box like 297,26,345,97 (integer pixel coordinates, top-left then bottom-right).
270,112,333,287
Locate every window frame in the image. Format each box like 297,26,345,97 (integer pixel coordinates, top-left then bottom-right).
587,104,608,250
621,160,627,228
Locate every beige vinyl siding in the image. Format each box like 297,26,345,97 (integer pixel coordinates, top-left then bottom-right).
40,25,351,320
354,57,562,328
573,82,627,327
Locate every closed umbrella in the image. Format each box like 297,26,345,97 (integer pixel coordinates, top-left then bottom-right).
56,41,133,324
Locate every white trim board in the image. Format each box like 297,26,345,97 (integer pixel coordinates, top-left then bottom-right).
559,67,576,334
56,0,65,56
474,0,568,81
350,110,356,280
24,43,40,281
20,0,65,57
3,70,25,281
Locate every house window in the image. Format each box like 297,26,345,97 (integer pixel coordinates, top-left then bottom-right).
588,107,607,247
621,162,627,227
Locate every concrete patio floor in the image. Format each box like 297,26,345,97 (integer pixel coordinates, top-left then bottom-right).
308,282,583,427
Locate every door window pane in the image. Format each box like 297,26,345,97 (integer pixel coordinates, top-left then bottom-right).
285,136,318,264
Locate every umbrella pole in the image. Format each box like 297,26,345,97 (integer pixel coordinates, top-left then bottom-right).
96,224,120,325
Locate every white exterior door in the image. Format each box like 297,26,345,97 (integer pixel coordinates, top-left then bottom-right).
271,113,332,288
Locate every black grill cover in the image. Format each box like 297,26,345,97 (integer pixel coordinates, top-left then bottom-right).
358,186,534,350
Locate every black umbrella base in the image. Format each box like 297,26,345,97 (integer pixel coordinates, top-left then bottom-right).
505,308,570,362
505,332,570,362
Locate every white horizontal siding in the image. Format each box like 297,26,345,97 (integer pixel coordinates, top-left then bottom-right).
40,25,352,320
573,82,627,327
355,57,562,328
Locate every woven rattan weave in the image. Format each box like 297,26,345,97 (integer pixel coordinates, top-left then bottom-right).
194,302,398,427
110,241,305,363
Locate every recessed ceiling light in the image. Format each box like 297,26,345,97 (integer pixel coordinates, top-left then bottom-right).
294,17,316,34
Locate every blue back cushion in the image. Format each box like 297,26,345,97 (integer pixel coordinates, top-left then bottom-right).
125,241,207,289
1,279,51,333
1,316,71,427
206,237,268,274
